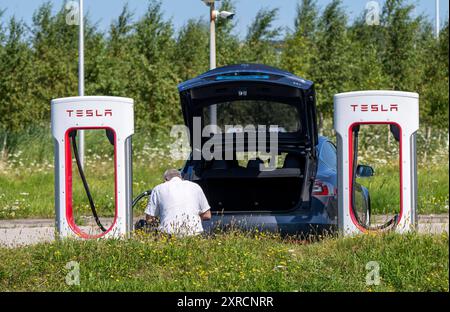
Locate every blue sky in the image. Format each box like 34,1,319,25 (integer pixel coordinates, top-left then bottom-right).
1,0,448,37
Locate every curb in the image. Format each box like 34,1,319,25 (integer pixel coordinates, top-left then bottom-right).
0,215,448,229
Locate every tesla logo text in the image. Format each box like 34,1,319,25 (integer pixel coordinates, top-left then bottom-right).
66,109,113,117
350,104,398,112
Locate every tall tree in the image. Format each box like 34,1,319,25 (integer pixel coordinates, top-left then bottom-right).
243,7,281,65
215,0,241,66
347,14,388,91
131,0,181,134
30,2,78,118
30,2,104,121
175,18,209,81
0,17,34,135
0,9,5,47
281,0,318,78
380,0,421,91
311,0,351,129
99,4,137,96
0,0,447,148
294,0,318,38
418,20,449,129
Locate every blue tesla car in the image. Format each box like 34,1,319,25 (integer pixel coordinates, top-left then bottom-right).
176,64,371,235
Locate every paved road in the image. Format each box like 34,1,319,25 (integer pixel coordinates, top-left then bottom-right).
0,215,448,248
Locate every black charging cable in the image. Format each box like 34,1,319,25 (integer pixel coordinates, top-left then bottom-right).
132,189,152,208
69,130,107,232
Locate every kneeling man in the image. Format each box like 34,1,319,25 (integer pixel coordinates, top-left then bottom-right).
145,169,211,236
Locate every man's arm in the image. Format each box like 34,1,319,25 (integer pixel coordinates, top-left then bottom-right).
145,189,160,224
197,185,211,220
199,210,211,221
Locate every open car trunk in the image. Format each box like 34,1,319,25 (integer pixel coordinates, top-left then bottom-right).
195,167,305,212
178,64,318,213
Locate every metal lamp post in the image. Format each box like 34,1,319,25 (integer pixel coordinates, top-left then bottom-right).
207,0,217,127
201,0,235,127
78,0,85,168
435,0,440,39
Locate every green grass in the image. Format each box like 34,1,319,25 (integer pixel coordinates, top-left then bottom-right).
0,128,183,219
0,160,447,219
0,126,448,218
357,162,449,215
0,159,181,219
0,232,447,291
0,129,447,292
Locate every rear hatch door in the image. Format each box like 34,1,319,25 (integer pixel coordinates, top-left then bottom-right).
178,64,318,150
178,64,319,205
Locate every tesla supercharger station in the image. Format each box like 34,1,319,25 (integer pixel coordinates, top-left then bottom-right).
334,91,419,235
51,96,134,239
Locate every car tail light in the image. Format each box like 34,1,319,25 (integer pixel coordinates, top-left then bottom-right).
312,180,330,196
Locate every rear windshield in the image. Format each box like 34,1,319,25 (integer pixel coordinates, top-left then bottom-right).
202,100,301,133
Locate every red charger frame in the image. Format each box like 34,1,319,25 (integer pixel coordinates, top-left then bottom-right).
64,127,118,238
347,122,403,232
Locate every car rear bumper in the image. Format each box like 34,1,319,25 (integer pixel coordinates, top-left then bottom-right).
202,209,337,235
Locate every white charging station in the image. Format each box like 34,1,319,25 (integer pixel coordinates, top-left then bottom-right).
51,96,134,239
334,91,419,235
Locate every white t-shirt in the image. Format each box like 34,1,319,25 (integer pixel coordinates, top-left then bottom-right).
145,177,211,235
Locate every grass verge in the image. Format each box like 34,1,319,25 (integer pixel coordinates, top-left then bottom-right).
0,160,448,219
0,126,448,218
0,232,447,291
358,163,449,215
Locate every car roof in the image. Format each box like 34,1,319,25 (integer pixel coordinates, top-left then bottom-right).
177,63,314,92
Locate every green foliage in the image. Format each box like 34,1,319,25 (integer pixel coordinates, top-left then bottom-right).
347,16,389,91
131,1,181,133
294,0,318,37
281,0,318,78
29,2,104,124
0,0,447,149
357,162,449,215
242,7,282,65
0,232,447,291
175,19,209,81
0,130,184,219
380,0,421,91
311,0,351,128
418,21,449,128
215,0,241,66
0,17,35,133
0,145,447,219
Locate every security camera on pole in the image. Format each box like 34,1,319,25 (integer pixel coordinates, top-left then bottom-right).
201,0,235,128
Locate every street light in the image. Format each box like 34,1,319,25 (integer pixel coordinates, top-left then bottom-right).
435,0,440,38
201,0,235,127
78,0,85,168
